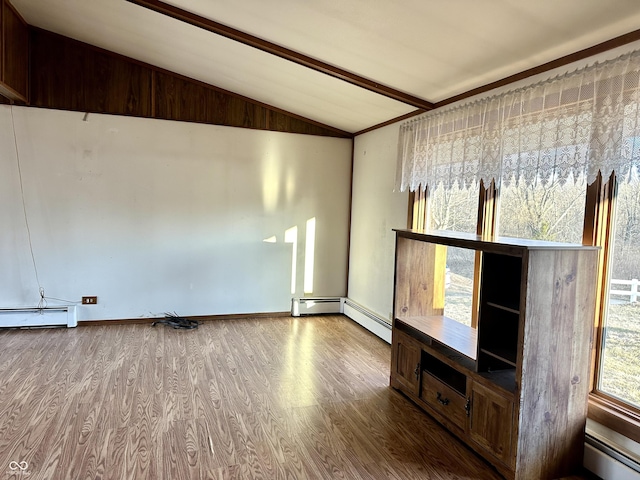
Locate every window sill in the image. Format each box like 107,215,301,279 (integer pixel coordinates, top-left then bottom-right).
589,394,640,444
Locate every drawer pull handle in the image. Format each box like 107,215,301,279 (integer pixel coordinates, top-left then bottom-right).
436,392,450,406
414,363,420,380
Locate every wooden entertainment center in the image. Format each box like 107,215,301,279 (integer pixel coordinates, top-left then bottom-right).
390,229,599,480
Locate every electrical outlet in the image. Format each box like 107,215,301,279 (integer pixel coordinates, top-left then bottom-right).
82,296,98,305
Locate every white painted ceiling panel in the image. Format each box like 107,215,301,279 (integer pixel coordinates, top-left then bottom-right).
166,0,640,100
12,0,640,132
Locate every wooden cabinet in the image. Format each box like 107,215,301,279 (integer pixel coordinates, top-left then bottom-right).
0,0,28,103
390,229,598,480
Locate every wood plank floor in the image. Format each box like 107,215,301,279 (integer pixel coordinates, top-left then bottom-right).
0,315,594,479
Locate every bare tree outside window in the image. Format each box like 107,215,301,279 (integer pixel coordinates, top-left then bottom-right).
498,174,586,244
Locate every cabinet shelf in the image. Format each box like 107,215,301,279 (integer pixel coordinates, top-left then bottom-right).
477,369,517,395
428,339,477,372
485,301,520,315
395,315,477,361
422,351,467,396
478,300,520,373
479,348,517,367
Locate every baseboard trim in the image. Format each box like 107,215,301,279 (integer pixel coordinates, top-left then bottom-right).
77,311,290,326
343,299,391,343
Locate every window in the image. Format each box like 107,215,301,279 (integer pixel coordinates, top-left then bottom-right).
598,175,640,408
499,174,586,243
427,181,478,233
410,183,478,327
428,182,477,326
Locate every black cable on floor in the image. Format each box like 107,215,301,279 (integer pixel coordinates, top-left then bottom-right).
151,312,199,329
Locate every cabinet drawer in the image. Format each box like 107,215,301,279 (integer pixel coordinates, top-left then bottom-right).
421,372,467,429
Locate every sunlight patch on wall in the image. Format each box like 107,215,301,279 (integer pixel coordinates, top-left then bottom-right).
262,150,281,213
304,217,316,294
265,218,316,296
284,226,298,294
286,168,296,203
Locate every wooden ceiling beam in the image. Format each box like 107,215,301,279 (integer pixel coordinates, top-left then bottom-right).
126,0,434,111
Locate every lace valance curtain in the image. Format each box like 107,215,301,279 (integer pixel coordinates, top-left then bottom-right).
396,49,640,192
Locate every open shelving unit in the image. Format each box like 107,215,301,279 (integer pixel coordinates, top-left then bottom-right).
390,229,599,480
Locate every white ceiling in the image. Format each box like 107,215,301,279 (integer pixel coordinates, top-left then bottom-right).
12,0,640,133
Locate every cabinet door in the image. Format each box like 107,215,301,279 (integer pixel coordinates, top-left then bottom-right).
469,381,514,465
391,330,421,396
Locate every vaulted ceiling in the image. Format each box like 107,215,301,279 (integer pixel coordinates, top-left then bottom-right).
12,0,640,133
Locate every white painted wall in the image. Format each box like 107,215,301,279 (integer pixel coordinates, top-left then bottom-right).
0,106,352,320
347,123,408,323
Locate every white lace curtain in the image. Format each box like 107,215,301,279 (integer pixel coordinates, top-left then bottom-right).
396,49,640,192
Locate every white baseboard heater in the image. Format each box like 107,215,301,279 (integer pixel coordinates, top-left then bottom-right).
0,306,78,328
291,297,343,316
585,433,640,479
343,298,392,343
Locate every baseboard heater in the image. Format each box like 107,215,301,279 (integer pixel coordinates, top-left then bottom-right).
291,297,343,316
0,306,78,328
585,433,640,478
343,298,392,343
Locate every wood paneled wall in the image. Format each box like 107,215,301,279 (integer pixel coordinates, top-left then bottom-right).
30,29,152,117
28,29,350,138
0,0,29,102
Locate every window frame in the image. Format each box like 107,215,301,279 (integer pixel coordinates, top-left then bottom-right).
585,171,640,443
